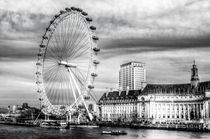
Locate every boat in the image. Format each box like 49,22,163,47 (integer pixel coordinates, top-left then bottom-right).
69,122,99,128
101,131,112,134
111,130,127,135
101,130,127,135
40,120,68,129
70,124,99,128
0,120,37,127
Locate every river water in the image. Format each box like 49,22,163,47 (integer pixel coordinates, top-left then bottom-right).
0,124,210,139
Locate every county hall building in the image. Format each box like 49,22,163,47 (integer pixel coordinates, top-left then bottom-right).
98,61,210,128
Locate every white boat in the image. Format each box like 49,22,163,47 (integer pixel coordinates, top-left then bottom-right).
101,131,112,134
101,130,127,135
70,124,99,128
69,123,99,128
40,120,68,129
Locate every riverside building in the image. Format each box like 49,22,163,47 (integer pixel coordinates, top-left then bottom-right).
119,61,146,91
98,62,210,129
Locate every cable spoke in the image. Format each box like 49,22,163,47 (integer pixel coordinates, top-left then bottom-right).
37,10,98,115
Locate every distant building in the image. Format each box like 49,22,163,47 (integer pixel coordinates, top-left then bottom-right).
0,108,8,114
22,103,29,109
98,90,140,122
99,62,210,127
12,105,22,114
5,103,40,118
119,61,146,91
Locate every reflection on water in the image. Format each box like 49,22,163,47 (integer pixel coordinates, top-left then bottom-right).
0,125,210,139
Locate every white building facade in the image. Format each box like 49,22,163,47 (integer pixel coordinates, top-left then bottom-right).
119,61,146,91
138,82,210,124
99,90,139,122
99,62,210,129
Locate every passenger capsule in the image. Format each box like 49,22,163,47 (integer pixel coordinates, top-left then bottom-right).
36,72,41,75
76,8,82,12
54,14,59,18
46,27,51,31
90,26,96,30
88,85,94,89
60,105,66,109
36,62,41,66
93,60,100,65
36,81,41,84
78,104,83,108
84,95,90,100
65,8,71,11
42,36,48,40
37,53,42,56
81,12,88,16
92,36,99,40
37,90,41,93
60,10,65,14
86,17,92,22
40,44,45,48
91,73,98,77
39,98,43,101
93,47,100,52
71,7,77,10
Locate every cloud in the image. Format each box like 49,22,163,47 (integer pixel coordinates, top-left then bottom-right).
0,0,210,107
0,41,38,60
1,0,210,42
0,9,50,40
98,36,210,59
1,0,210,39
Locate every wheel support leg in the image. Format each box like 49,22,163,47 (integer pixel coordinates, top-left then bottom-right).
68,67,93,121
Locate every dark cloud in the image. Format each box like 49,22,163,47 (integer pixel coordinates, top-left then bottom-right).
0,65,34,81
92,0,210,40
98,36,210,59
0,10,51,60
0,0,210,107
0,9,50,40
0,41,38,59
104,36,210,49
184,0,205,6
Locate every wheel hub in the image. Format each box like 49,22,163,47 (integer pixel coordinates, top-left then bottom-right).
58,61,77,68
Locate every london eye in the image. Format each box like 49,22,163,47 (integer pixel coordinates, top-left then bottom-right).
36,7,100,120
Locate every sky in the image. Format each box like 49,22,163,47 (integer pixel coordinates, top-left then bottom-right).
0,0,210,107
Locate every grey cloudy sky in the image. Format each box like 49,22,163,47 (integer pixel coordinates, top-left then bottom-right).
0,0,210,107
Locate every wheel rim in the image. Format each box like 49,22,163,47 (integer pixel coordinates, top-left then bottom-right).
36,8,99,116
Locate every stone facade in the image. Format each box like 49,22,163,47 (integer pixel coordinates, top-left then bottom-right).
98,90,140,122
137,82,210,124
119,61,146,91
98,62,210,127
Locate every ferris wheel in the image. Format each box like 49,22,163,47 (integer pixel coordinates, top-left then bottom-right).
35,7,100,120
